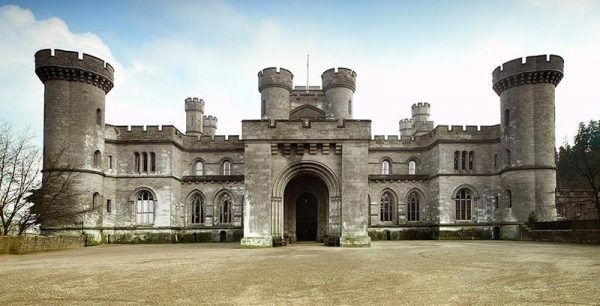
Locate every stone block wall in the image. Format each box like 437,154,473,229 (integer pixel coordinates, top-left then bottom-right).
0,236,85,255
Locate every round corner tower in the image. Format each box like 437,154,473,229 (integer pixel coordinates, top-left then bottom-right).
35,49,114,229
492,54,563,222
258,67,293,120
185,97,205,136
321,68,356,119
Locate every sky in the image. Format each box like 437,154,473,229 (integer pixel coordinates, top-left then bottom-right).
1,0,599,146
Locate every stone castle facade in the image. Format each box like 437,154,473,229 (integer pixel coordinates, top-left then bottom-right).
35,49,564,247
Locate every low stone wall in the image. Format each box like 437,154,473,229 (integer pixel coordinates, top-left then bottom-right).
105,229,244,244
522,229,600,244
0,235,86,255
368,225,497,241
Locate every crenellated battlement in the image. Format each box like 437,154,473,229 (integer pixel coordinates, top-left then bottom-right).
203,115,218,127
411,102,431,121
492,55,564,95
411,102,430,109
242,119,371,140
34,49,114,93
321,67,357,92
258,67,294,92
107,124,243,149
184,97,205,112
370,124,501,150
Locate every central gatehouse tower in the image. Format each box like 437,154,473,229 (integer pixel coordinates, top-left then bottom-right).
241,67,371,248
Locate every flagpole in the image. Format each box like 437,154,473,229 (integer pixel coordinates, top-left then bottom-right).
306,53,309,93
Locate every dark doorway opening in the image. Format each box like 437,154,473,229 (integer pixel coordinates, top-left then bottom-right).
219,230,227,242
296,192,318,241
493,226,500,240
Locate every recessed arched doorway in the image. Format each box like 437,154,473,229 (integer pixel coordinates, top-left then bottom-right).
296,192,318,241
284,174,329,242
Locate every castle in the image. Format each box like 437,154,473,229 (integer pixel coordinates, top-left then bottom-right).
35,49,564,247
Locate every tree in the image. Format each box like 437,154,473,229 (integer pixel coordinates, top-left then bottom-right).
26,145,91,233
0,122,40,235
0,121,90,235
557,120,600,219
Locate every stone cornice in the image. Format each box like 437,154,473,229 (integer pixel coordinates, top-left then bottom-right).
492,70,563,95
36,65,114,93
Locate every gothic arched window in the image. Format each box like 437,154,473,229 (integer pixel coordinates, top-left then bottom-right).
455,188,473,221
381,160,390,175
191,193,204,224
380,191,394,222
136,190,155,225
222,161,232,176
407,191,420,221
219,193,233,224
408,160,416,175
195,161,204,176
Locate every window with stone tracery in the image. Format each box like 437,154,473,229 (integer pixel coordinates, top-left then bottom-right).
136,190,155,225
407,191,420,221
380,192,394,222
455,188,472,221
219,193,233,224
191,193,204,224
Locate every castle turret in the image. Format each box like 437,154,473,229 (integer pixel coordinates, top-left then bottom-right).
185,97,204,136
258,67,293,120
203,115,218,136
35,49,114,230
399,118,413,137
492,55,564,222
411,102,434,136
321,68,356,119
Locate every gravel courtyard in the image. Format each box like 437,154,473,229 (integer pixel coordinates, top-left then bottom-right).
1,241,599,305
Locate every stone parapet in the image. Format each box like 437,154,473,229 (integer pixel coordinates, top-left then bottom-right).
35,49,114,93
492,55,563,95
321,67,356,92
258,67,293,92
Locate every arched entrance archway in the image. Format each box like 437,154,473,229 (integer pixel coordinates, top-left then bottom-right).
284,174,329,242
271,161,341,244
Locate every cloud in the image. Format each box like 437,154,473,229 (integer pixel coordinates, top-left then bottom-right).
0,4,119,141
1,2,598,149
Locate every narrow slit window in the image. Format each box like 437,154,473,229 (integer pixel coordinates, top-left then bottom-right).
134,152,140,173
468,151,474,170
150,152,156,172
142,152,148,172
454,151,460,170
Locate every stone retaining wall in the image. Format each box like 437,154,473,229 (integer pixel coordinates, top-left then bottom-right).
0,235,86,255
522,229,600,244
